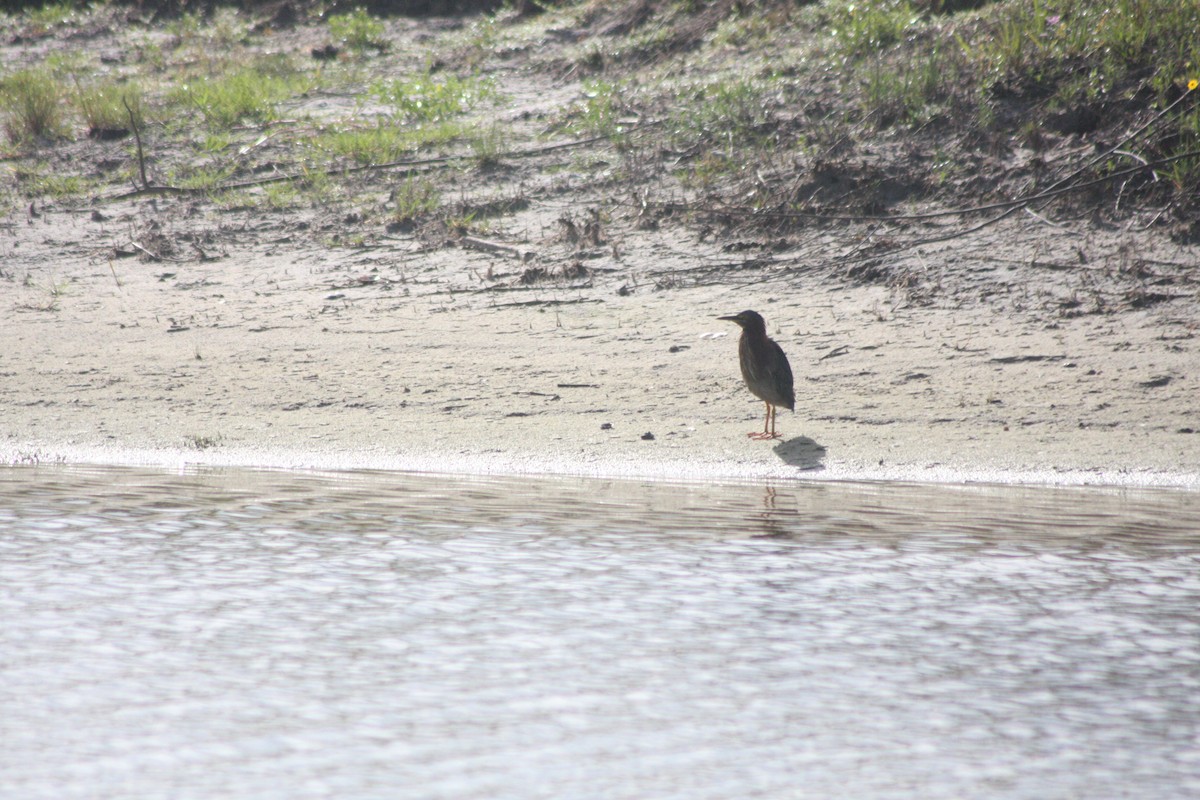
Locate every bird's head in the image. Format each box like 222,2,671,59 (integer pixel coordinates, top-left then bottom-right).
717,310,767,334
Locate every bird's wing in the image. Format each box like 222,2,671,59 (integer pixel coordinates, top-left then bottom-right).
766,341,795,406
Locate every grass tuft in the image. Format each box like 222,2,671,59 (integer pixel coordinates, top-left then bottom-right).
170,56,308,130
316,120,464,165
862,47,958,126
73,80,145,137
372,73,496,123
468,123,507,168
828,0,922,57
0,68,68,142
390,174,440,225
328,8,388,54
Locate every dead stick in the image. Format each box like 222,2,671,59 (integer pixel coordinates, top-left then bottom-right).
124,96,149,190
460,236,531,261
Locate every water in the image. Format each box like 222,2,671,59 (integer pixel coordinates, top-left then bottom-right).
2,465,1199,799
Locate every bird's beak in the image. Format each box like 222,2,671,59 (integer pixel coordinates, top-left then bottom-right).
717,314,739,322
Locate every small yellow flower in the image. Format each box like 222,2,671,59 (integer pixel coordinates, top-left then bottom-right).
1190,79,1199,91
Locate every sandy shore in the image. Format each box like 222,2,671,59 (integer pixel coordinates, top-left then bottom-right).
4,194,1198,488
1,5,1198,489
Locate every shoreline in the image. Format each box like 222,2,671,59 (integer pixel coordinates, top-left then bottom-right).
6,441,1198,492
4,235,1198,493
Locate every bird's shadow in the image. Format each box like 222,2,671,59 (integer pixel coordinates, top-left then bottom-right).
772,436,826,471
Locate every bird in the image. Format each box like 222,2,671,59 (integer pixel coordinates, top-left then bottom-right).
718,310,795,440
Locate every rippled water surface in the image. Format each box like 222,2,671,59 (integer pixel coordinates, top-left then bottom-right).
2,466,1199,799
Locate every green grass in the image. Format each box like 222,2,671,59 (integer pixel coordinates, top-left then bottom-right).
73,80,145,134
266,183,300,208
328,8,387,54
315,120,465,165
467,123,507,167
170,164,236,192
956,0,1200,191
677,78,775,143
711,7,784,49
862,47,957,126
12,162,92,197
166,7,252,56
651,75,787,187
200,132,233,155
391,174,440,224
963,0,1200,102
453,13,501,69
1159,99,1200,191
0,68,68,142
678,151,736,191
372,73,496,123
19,0,81,36
170,56,310,130
827,0,922,57
297,165,334,199
565,79,623,137
32,172,89,197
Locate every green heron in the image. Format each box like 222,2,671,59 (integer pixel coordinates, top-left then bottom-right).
718,310,795,440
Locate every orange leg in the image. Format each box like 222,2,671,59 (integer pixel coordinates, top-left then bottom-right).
748,402,781,440
747,401,767,438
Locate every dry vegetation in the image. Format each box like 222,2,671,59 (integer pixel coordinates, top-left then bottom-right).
1,0,1198,308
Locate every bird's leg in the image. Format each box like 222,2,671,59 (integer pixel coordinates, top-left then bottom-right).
766,404,781,439
751,404,783,440
749,401,774,440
